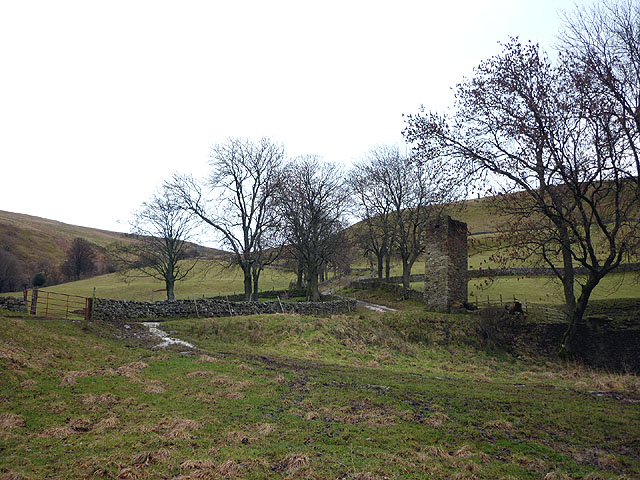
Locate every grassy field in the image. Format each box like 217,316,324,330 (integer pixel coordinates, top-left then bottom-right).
35,261,296,301
1,306,639,479
413,272,640,305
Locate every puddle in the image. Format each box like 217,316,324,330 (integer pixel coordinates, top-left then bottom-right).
143,322,194,349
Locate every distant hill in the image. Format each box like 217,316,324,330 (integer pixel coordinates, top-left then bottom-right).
0,210,225,282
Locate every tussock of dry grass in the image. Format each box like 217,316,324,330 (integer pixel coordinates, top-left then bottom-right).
423,446,452,458
39,426,75,438
426,412,448,427
154,418,201,439
281,453,309,474
187,370,215,378
0,413,25,429
81,393,120,406
144,384,166,394
515,455,547,471
222,392,244,399
485,419,513,431
19,379,37,390
0,472,24,480
353,473,383,480
94,416,119,431
543,472,572,480
454,445,475,458
114,361,149,379
252,422,275,435
198,355,222,363
217,459,242,477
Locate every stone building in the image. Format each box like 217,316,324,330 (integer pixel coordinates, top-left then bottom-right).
423,216,468,312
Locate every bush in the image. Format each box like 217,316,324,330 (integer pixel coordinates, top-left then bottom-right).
32,272,46,288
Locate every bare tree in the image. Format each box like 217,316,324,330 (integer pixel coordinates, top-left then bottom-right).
112,187,199,301
405,38,639,355
349,147,397,281
357,145,457,288
275,157,350,301
167,137,284,301
560,0,640,198
60,238,96,281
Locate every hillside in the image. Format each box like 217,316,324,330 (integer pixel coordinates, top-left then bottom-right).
0,210,225,281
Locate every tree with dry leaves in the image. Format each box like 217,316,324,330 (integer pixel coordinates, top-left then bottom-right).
405,38,639,355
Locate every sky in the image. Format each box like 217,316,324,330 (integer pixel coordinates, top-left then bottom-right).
1,0,581,235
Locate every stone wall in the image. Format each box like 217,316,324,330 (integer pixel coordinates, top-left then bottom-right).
214,288,308,302
468,262,640,278
497,318,640,373
92,297,358,321
423,216,468,313
0,296,27,313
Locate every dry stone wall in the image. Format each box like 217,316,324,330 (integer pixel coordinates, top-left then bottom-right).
0,296,27,313
92,297,357,321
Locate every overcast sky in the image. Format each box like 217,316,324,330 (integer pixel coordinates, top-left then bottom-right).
1,0,580,234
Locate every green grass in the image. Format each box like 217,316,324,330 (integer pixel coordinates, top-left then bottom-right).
407,272,640,305
1,309,639,479
29,261,295,301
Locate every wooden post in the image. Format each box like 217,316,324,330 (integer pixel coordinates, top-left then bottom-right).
30,289,38,315
277,295,285,314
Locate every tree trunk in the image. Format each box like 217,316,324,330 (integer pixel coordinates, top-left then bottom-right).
401,258,411,289
307,266,320,302
251,269,260,301
242,266,252,301
296,259,304,289
385,253,391,281
376,253,383,280
165,279,175,301
558,228,577,357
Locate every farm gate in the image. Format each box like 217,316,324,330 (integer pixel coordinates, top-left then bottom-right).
24,289,91,321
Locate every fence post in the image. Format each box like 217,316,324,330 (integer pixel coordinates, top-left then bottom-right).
90,287,96,321
277,295,285,314
30,289,38,315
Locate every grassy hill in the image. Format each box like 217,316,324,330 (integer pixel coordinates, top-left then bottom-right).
1,306,638,479
0,210,225,281
0,210,130,268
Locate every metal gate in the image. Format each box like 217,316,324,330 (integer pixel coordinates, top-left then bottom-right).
24,289,91,321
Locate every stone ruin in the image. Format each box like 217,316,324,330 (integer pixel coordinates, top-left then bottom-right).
423,216,468,313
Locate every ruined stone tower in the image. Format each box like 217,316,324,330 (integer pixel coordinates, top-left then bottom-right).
423,216,468,313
